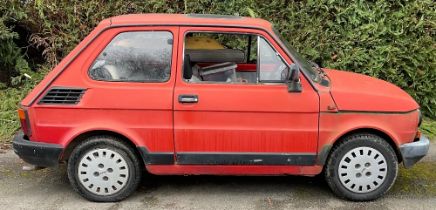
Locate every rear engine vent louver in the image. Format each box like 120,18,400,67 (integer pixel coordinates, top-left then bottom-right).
39,88,86,104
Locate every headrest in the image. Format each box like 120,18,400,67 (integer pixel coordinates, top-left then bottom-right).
183,55,193,79
185,49,245,63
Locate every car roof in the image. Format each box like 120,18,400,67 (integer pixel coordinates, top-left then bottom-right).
109,13,273,30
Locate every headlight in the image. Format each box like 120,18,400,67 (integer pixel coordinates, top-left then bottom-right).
418,109,422,127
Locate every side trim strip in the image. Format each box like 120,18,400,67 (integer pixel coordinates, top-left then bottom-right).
321,109,418,115
176,152,316,165
138,147,174,165
138,147,317,166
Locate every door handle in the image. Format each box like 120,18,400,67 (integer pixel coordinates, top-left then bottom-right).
178,94,199,103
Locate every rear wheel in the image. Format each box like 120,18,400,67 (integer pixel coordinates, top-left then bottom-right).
67,136,142,202
324,133,398,201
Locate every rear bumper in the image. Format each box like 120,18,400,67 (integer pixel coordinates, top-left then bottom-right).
12,131,63,167
399,134,430,168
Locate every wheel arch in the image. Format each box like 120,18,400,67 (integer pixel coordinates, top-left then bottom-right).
318,127,402,166
61,130,143,164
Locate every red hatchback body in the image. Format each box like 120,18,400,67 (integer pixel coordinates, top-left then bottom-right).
13,14,429,202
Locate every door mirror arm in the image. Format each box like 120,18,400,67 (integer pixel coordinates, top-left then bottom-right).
287,64,302,92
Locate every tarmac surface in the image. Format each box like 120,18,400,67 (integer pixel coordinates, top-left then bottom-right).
0,143,435,210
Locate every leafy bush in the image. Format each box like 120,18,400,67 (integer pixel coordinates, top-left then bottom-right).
0,1,30,87
10,0,435,117
0,66,48,141
422,118,436,140
262,0,436,117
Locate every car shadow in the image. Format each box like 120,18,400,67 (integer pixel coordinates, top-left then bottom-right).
54,163,333,199
137,172,332,196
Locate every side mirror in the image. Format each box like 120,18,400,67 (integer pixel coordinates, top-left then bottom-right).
287,63,302,92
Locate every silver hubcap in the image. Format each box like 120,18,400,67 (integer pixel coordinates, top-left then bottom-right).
338,147,387,193
78,148,129,195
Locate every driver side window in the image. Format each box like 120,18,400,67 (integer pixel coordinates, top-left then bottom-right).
258,37,289,82
182,32,288,84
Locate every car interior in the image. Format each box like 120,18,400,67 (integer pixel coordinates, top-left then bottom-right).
89,32,287,83
183,32,259,84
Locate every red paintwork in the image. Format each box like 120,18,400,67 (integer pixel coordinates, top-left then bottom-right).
318,111,419,153
27,26,179,154
146,165,323,176
174,27,318,155
325,69,419,112
20,14,420,176
110,14,272,30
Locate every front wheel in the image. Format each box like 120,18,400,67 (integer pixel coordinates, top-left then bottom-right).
325,133,398,201
67,136,142,202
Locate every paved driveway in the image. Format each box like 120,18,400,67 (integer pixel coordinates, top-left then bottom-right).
0,145,435,210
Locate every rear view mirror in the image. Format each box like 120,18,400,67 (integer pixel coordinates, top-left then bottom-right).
287,64,302,92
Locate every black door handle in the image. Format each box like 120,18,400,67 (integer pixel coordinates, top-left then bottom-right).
178,94,199,103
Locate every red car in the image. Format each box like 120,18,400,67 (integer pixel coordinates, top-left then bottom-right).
13,14,429,202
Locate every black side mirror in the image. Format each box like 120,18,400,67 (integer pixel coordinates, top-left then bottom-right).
287,64,302,92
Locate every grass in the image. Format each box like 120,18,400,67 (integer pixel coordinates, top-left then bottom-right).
391,162,436,197
421,118,436,140
0,68,48,142
0,87,26,141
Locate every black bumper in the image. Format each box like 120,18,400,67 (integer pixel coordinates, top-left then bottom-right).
12,131,64,167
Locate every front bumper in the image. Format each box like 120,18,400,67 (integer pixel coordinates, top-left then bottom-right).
12,131,64,167
399,134,430,168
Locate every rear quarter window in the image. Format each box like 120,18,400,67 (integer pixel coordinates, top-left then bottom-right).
89,31,173,82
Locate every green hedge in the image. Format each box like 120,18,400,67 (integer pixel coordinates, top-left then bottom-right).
0,1,30,88
1,0,435,118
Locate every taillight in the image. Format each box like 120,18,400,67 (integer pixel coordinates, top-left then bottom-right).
17,108,31,136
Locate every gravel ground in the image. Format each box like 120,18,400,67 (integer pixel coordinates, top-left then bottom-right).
0,142,435,210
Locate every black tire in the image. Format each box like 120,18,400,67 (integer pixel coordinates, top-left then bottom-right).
67,136,142,202
324,133,398,201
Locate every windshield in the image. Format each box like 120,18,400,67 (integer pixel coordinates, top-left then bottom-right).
272,27,321,83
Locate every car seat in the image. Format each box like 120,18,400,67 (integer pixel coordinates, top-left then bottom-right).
183,55,201,82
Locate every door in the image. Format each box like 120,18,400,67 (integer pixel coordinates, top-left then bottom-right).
173,27,319,165
77,26,179,164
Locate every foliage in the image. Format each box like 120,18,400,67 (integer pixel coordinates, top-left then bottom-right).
252,0,436,117
0,1,30,87
0,66,48,141
0,0,435,141
422,118,436,140
3,0,435,116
